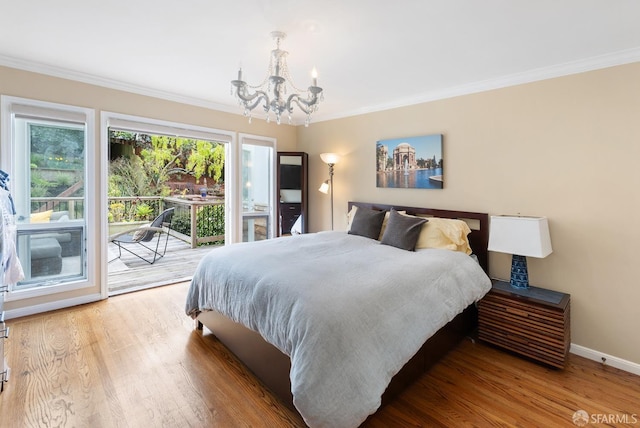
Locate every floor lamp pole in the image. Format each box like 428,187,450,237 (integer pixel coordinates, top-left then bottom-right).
328,163,335,230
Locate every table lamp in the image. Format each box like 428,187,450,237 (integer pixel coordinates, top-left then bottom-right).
488,215,553,289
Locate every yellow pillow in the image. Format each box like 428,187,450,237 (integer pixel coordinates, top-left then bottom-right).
30,210,53,223
412,216,472,254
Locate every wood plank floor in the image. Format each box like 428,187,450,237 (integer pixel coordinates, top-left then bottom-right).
108,235,216,295
1,282,639,428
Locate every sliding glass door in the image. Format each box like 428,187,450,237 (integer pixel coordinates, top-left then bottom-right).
103,113,237,294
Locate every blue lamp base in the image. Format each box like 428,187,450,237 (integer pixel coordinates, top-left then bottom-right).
510,254,530,289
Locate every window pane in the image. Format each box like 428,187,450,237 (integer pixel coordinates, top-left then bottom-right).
242,144,272,242
13,118,87,288
28,122,85,220
16,227,85,287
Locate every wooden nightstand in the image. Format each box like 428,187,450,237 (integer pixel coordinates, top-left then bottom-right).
478,280,570,368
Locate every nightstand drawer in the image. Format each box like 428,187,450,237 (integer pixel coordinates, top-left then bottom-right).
479,296,569,338
478,281,570,368
479,328,569,368
480,294,566,320
479,312,568,345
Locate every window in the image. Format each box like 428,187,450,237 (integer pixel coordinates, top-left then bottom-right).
240,134,276,242
1,96,95,296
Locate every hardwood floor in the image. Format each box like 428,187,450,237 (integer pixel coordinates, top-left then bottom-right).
1,282,639,427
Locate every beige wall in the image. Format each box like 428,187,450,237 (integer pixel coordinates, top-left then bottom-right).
0,65,297,313
298,62,640,365
2,61,639,365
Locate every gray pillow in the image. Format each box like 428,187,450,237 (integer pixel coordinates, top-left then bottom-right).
348,207,387,240
380,209,428,251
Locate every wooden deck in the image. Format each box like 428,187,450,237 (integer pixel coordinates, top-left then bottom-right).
108,233,218,295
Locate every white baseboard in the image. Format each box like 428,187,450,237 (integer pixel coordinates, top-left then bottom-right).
571,343,640,376
4,293,103,320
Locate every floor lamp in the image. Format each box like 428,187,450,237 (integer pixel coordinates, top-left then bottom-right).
319,153,340,230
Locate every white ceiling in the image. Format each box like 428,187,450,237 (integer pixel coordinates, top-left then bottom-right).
2,0,640,125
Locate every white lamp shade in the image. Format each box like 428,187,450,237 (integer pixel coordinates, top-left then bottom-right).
488,216,553,258
318,180,330,194
320,153,340,165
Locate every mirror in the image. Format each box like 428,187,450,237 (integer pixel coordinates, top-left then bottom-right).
277,152,308,235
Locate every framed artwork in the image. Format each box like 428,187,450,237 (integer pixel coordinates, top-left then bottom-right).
376,134,443,189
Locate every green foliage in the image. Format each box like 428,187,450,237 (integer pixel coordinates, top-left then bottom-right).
30,170,52,198
30,155,44,167
197,205,225,238
138,135,184,190
171,214,191,236
29,126,83,199
171,205,225,245
109,132,225,198
186,140,225,182
108,156,155,196
135,203,154,221
30,124,84,170
54,173,73,187
137,135,225,186
109,202,125,222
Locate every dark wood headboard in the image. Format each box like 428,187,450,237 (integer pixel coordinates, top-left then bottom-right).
348,202,489,273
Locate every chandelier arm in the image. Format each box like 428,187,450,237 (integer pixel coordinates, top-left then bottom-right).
287,90,322,115
245,93,269,112
234,84,270,112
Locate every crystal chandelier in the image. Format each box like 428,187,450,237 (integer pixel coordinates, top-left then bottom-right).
231,31,324,126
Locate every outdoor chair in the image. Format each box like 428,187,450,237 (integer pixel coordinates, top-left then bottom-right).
109,207,175,264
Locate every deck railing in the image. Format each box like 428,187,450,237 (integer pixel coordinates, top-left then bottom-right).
33,196,226,247
107,196,164,222
31,197,84,219
164,197,225,248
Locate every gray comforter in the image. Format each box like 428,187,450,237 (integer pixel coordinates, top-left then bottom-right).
186,231,491,428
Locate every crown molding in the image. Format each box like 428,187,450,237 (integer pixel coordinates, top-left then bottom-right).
312,47,640,123
3,47,640,126
0,54,239,115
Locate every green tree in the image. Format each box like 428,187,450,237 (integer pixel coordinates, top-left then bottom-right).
30,124,84,169
138,136,224,187
109,156,155,196
186,141,225,182
108,132,225,196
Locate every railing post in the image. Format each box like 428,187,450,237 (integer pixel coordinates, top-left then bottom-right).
190,203,198,248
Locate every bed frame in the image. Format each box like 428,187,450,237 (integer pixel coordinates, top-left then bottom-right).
196,202,490,412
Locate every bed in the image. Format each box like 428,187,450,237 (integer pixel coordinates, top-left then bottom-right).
186,202,492,427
